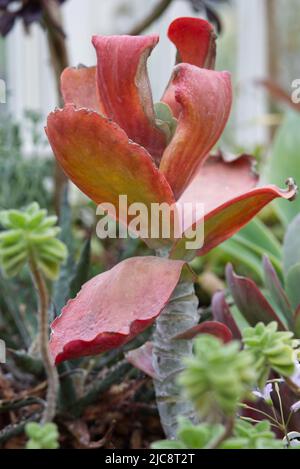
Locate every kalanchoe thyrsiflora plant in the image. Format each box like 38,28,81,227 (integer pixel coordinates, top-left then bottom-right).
45,17,297,437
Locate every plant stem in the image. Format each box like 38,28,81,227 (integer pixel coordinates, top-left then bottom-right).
42,0,69,214
209,417,235,449
128,0,174,35
29,256,59,423
153,253,199,438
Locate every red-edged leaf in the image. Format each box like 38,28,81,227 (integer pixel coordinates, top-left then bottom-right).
263,255,294,328
163,17,216,117
212,291,242,340
159,64,232,199
175,321,233,343
176,154,258,233
61,66,104,113
46,106,175,248
168,17,216,68
171,156,297,260
125,341,156,379
92,34,167,164
225,264,287,330
50,257,191,364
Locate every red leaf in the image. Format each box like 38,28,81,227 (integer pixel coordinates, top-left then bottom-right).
212,291,242,340
171,171,297,261
163,17,216,117
226,264,287,330
125,342,156,379
46,106,175,248
160,64,232,199
92,34,167,164
50,257,191,364
175,321,233,343
61,66,104,113
263,255,294,328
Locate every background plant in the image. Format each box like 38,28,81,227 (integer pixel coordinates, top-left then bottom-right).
153,330,300,449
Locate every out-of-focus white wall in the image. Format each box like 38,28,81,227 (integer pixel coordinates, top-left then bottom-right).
235,0,268,148
3,0,269,152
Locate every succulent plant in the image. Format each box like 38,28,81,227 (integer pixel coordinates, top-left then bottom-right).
25,422,59,449
0,202,67,279
221,420,284,450
243,322,299,388
179,335,256,418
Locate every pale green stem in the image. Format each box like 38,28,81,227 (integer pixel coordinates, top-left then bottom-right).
153,249,199,438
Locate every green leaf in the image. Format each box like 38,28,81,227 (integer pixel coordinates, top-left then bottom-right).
151,440,186,449
69,238,91,298
286,263,300,310
283,213,300,276
220,218,283,281
264,111,300,226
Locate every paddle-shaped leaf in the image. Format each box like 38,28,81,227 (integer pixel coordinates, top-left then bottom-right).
50,257,191,364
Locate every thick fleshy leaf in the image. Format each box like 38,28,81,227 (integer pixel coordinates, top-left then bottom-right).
46,106,175,247
92,34,167,164
50,257,190,364
263,255,294,328
225,264,287,330
264,111,300,225
212,291,242,340
294,306,300,338
125,341,156,379
283,213,300,276
170,180,297,261
177,154,258,230
61,66,103,113
160,64,232,199
286,263,300,311
163,17,216,117
168,17,216,68
174,321,233,343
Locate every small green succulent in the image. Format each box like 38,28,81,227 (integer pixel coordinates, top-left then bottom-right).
179,335,257,419
0,202,67,279
25,422,59,449
221,420,283,450
152,417,224,449
153,418,283,450
243,322,299,388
